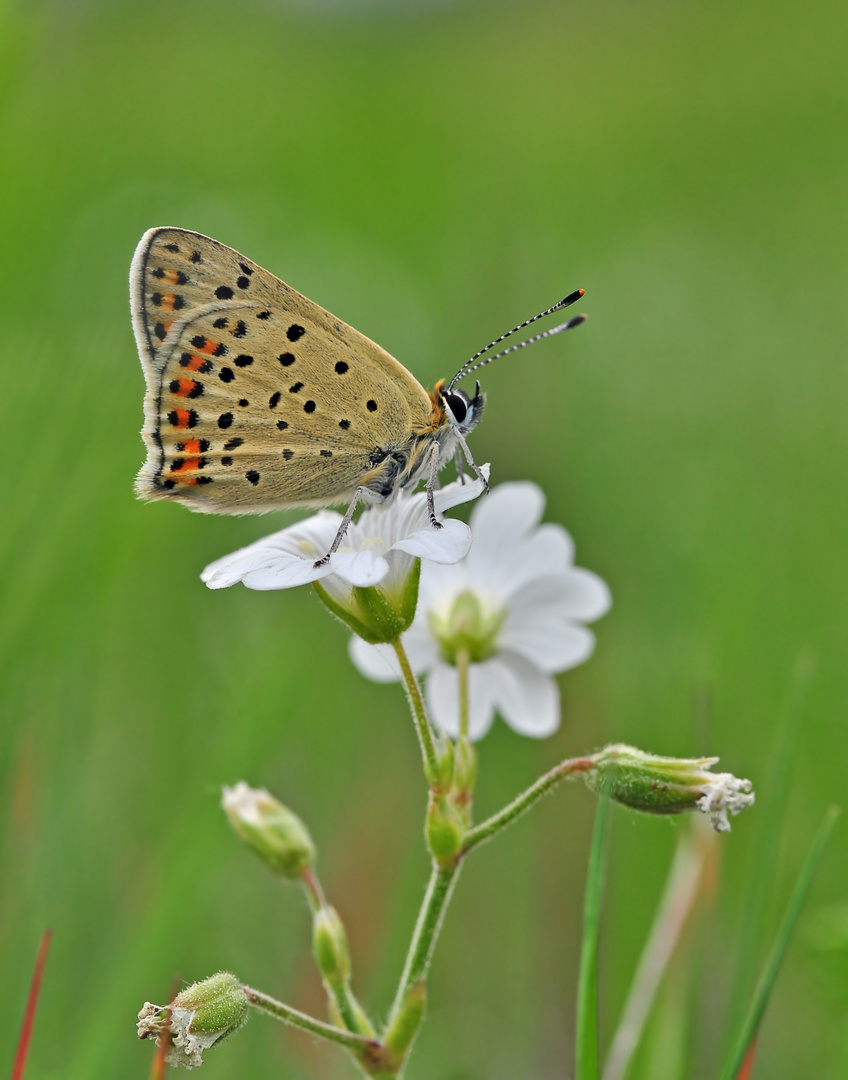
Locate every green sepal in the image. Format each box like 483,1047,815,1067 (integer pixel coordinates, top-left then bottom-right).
312,582,382,642
173,971,249,1038
396,557,421,633
353,584,406,643
426,793,465,869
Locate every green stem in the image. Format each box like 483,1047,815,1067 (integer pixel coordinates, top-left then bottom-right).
388,866,460,1024
391,637,440,784
462,756,596,855
575,793,612,1080
457,648,470,741
242,985,382,1056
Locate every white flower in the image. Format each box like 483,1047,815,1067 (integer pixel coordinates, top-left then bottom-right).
200,467,489,598
350,482,611,740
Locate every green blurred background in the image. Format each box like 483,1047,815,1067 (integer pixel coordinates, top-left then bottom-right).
1,0,845,1076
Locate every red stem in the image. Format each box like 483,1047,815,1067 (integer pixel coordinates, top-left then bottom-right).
11,929,52,1080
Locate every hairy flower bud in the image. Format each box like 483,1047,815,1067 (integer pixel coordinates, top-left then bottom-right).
426,793,465,868
137,972,248,1069
312,905,351,985
222,782,315,878
586,744,755,832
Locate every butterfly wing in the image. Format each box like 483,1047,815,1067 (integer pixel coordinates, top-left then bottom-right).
131,227,435,513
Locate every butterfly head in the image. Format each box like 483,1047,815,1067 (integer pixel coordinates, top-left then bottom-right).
443,379,486,435
433,379,486,437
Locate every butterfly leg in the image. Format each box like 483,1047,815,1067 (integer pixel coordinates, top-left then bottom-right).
313,487,365,568
454,445,466,484
425,442,444,530
453,431,489,493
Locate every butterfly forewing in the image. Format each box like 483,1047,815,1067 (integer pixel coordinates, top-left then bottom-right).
131,228,435,513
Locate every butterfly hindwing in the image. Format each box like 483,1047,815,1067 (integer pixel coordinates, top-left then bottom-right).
131,228,435,513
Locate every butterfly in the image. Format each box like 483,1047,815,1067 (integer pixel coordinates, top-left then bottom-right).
130,227,586,562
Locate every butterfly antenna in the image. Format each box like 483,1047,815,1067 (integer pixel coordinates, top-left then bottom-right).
447,288,585,392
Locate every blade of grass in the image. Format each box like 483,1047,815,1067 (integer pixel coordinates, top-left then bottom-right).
575,793,612,1080
602,824,708,1080
728,656,815,1026
11,928,52,1080
720,805,839,1080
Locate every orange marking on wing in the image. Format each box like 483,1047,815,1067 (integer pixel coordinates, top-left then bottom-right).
182,354,206,372
171,456,202,474
172,378,200,397
182,439,202,454
159,294,177,311
164,271,181,285
170,409,192,428
197,338,220,355
160,319,173,335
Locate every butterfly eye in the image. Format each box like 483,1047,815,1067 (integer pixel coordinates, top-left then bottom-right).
444,393,467,424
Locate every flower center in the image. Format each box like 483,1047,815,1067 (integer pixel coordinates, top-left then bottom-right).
428,589,504,665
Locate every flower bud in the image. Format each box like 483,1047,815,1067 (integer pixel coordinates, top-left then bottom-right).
426,793,465,868
137,972,248,1069
586,743,755,832
222,782,315,878
312,905,351,986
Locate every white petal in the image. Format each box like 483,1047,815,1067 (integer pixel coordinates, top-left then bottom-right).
432,464,491,515
349,639,403,682
393,519,472,563
325,549,389,587
489,654,561,738
500,616,596,674
200,513,342,589
469,482,545,554
236,557,333,590
425,660,498,741
528,568,612,622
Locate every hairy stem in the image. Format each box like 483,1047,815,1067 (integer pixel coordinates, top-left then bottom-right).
462,756,596,855
388,866,460,1025
242,986,382,1055
392,637,440,784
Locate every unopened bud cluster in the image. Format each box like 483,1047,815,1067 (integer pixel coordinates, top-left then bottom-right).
425,734,478,868
586,743,755,832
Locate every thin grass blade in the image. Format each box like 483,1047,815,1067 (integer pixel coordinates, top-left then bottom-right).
720,805,839,1080
575,793,612,1080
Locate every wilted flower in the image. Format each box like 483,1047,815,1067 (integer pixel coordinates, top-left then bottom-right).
586,743,755,832
351,482,611,739
137,972,248,1069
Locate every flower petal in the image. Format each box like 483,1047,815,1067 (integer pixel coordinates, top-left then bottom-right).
432,464,491,515
393,519,472,563
489,654,561,738
500,616,596,674
201,513,342,590
349,639,403,682
425,660,498,741
324,549,389,587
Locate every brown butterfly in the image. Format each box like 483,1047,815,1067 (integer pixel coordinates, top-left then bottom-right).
130,227,585,561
